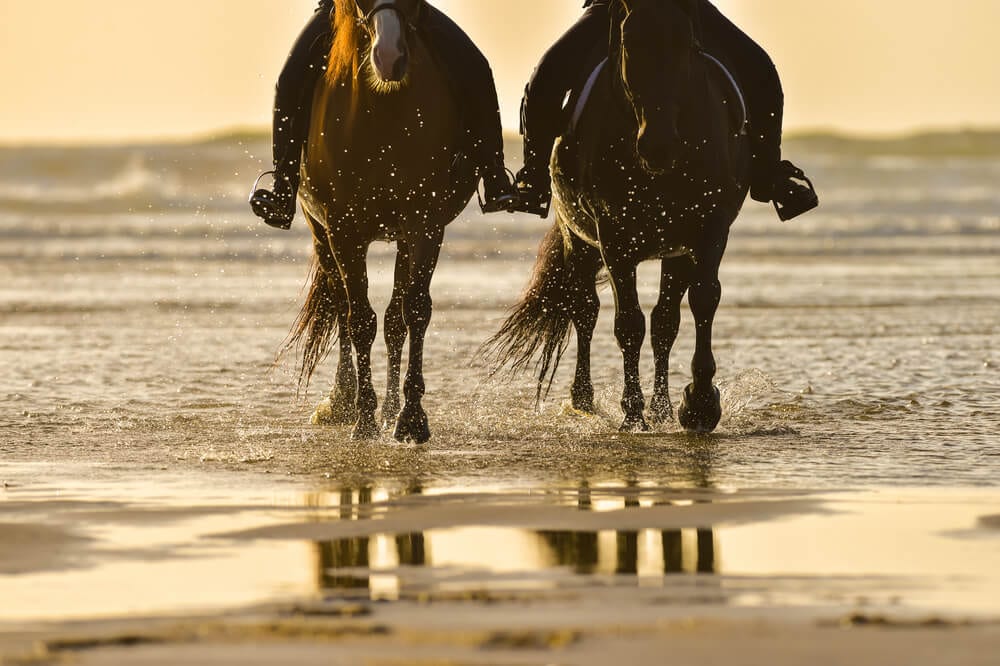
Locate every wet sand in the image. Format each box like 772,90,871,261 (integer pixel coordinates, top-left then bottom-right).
5,603,1000,666
2,468,999,664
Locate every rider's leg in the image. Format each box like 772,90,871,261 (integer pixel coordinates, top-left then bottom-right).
697,0,818,220
514,2,610,217
250,2,334,229
422,6,514,213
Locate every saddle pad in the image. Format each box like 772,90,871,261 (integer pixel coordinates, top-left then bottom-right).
699,51,748,136
569,58,609,136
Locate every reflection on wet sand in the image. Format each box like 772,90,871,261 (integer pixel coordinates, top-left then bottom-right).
314,484,429,594
311,480,719,599
2,467,998,623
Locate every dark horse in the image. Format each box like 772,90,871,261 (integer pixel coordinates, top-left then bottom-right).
484,0,751,433
286,0,477,442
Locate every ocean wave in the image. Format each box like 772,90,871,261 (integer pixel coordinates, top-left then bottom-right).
0,141,264,215
0,153,183,205
3,128,1000,219
785,128,1000,157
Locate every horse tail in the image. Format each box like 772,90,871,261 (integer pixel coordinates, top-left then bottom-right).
480,222,590,403
278,254,341,393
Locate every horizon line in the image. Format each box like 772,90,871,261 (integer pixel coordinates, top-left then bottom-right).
3,123,1000,149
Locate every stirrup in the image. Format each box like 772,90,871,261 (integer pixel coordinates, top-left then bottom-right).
248,171,294,230
479,192,517,214
772,161,818,222
509,188,552,218
477,166,518,214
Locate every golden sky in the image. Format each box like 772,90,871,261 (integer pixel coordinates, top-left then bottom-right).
1,0,997,143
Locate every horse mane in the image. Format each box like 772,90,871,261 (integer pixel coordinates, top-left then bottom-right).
327,0,362,84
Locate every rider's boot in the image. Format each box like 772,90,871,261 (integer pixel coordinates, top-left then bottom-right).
751,159,818,222
479,160,517,214
511,162,552,218
509,129,553,218
250,166,299,231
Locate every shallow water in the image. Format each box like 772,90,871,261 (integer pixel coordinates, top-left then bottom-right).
2,249,996,488
1,133,999,624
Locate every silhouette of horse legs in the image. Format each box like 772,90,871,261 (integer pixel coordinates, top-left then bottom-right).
649,257,692,424
331,238,380,440
304,215,356,426
393,226,445,444
568,239,603,414
329,283,357,424
382,243,410,430
678,245,725,433
604,255,650,432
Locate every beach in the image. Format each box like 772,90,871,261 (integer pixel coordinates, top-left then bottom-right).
1,132,999,662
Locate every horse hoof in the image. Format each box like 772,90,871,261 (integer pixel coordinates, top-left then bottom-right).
393,404,431,444
351,414,380,441
619,414,651,433
311,392,357,426
678,384,721,434
647,396,674,425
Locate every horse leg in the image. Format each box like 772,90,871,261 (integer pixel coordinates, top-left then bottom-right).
568,238,603,414
648,257,692,424
331,296,357,423
570,284,599,414
331,242,379,440
605,259,649,432
678,253,724,433
320,269,358,425
302,223,356,426
381,243,409,430
393,226,445,444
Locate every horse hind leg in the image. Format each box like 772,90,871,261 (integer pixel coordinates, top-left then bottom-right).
393,225,445,444
605,258,650,433
567,237,603,415
317,270,358,426
648,257,692,425
297,219,356,427
678,254,724,434
331,240,380,440
381,243,409,430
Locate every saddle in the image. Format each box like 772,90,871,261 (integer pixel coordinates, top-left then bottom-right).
566,51,748,138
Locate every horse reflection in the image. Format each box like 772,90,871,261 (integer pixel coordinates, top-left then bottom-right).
311,480,718,597
313,484,427,593
538,481,718,575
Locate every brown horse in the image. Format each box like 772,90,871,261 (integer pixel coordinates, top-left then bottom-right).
286,0,478,442
484,0,752,434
